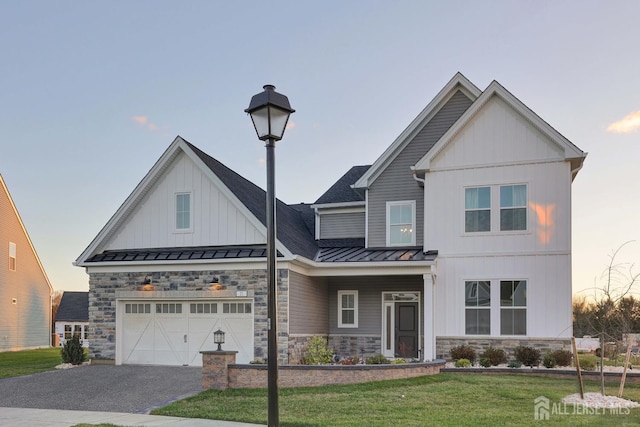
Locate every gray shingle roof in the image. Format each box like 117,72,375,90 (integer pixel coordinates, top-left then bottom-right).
185,141,318,259
55,292,88,322
314,165,370,204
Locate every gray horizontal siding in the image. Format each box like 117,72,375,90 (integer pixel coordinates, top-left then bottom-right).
319,212,365,239
328,276,423,335
289,271,329,335
368,90,474,247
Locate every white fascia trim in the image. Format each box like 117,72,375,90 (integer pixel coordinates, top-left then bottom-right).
289,256,434,277
353,72,481,189
315,206,365,215
310,201,365,209
413,81,587,172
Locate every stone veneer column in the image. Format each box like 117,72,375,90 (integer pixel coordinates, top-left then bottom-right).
201,350,238,390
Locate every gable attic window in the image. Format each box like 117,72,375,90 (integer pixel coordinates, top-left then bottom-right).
175,192,192,231
386,201,416,246
8,242,16,271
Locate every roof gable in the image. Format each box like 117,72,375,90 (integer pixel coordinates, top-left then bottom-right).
353,72,481,189
413,80,587,178
313,165,370,205
76,137,317,264
0,174,53,293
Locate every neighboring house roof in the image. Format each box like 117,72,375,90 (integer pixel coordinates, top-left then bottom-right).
353,72,482,189
313,165,370,205
55,291,88,322
412,79,587,178
0,174,53,294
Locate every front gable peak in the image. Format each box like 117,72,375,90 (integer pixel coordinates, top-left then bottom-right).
353,72,481,189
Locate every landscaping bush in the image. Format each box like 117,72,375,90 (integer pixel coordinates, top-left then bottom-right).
479,357,492,368
339,356,360,365
480,346,507,366
552,349,573,367
391,358,407,364
579,356,596,371
303,336,333,365
455,358,472,368
514,346,541,367
365,354,390,364
543,351,556,368
507,360,522,368
450,345,476,363
61,335,85,365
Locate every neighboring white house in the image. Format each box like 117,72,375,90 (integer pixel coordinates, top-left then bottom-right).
0,174,53,351
54,291,89,348
74,73,586,366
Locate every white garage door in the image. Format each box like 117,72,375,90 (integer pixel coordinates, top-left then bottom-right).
119,300,253,366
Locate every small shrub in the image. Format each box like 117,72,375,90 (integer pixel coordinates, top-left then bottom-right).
303,336,333,365
480,346,507,366
450,345,476,363
552,350,573,367
455,358,471,368
250,359,267,364
479,357,492,368
579,356,596,371
366,354,390,364
514,346,541,367
507,360,522,368
340,356,360,365
543,351,556,368
61,335,85,365
391,358,407,364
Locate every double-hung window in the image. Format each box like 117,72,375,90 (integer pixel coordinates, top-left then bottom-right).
386,201,416,246
175,192,192,231
465,187,490,232
338,290,358,328
500,185,527,231
465,281,491,334
500,280,527,335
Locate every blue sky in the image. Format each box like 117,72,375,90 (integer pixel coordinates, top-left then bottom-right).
1,1,638,296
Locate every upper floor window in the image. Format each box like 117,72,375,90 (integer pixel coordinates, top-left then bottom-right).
386,201,416,246
465,187,490,232
175,192,192,230
500,185,527,231
338,290,358,328
8,242,16,271
464,184,527,233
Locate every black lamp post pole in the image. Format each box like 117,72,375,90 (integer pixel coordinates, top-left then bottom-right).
266,137,279,427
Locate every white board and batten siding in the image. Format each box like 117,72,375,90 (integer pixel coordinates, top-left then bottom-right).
427,94,575,340
106,151,265,250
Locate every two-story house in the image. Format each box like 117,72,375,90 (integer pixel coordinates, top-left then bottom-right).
75,73,586,366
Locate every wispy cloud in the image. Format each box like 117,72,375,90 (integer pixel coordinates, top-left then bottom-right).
286,120,296,130
131,115,164,132
607,111,640,134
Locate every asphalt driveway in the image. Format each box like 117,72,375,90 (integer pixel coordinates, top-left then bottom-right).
0,365,203,413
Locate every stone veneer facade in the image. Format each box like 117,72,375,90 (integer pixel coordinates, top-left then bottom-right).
436,337,572,360
88,268,290,363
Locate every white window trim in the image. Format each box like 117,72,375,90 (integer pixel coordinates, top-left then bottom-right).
8,242,16,271
385,200,416,246
338,290,358,328
462,183,529,235
174,191,193,233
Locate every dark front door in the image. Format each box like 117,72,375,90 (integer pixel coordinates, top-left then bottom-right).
395,302,418,358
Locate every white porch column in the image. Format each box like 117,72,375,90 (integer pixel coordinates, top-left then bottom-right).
423,273,435,361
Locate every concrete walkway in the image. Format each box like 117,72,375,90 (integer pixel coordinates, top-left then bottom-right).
0,407,265,426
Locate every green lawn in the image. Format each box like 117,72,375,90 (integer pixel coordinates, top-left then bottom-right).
152,373,640,426
0,348,61,379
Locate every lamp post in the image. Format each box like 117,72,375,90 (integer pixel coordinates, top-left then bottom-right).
245,84,295,427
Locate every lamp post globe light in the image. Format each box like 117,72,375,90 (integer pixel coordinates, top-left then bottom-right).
245,84,295,427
